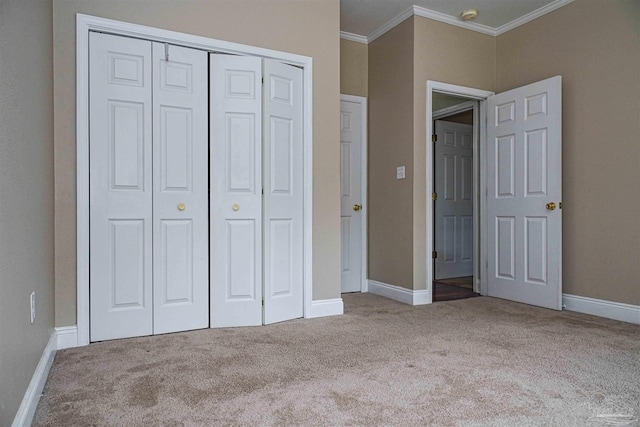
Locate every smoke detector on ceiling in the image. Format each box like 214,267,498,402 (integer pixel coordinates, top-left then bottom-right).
460,9,478,21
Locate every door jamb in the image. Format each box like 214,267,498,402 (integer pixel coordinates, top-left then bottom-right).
77,14,314,346
426,81,494,299
340,94,368,292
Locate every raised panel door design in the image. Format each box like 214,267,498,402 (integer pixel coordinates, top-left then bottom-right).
109,220,147,309
270,117,293,194
152,42,208,335
496,135,515,198
525,217,547,284
434,120,474,279
525,129,547,196
159,106,192,191
227,113,256,192
227,220,257,299
263,59,304,324
109,101,145,190
269,220,294,297
496,216,515,280
90,32,153,342
443,216,456,262
340,99,363,293
486,76,562,310
340,142,351,197
210,54,263,327
159,220,193,304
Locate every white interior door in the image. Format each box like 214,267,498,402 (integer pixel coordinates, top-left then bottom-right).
434,120,474,280
152,43,209,334
486,76,562,309
210,54,263,327
263,59,304,324
340,99,363,293
89,33,153,341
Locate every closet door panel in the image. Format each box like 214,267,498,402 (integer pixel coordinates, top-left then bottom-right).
152,43,209,334
210,54,263,327
263,59,304,325
89,32,153,342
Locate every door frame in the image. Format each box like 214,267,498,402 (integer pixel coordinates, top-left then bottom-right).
76,14,314,346
426,81,494,299
340,94,368,292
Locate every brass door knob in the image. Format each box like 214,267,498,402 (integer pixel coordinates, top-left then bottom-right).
177,203,186,211
232,203,240,211
545,202,557,210
353,204,362,211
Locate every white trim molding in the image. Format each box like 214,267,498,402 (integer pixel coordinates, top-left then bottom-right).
76,14,314,345
55,326,79,350
368,280,430,306
348,0,575,44
308,298,344,318
562,294,640,325
432,100,475,120
12,332,57,427
339,31,367,44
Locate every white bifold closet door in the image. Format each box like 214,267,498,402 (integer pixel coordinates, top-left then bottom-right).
89,32,208,342
210,54,303,327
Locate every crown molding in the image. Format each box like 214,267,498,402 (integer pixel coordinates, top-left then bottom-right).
340,31,368,44
342,0,576,44
412,5,495,36
495,0,574,35
368,6,414,44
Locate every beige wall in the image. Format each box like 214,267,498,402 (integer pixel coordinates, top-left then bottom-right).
497,0,640,305
367,18,415,288
0,0,55,423
412,16,495,290
340,38,368,97
53,0,340,326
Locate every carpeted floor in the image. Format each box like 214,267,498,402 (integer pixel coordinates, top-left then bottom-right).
34,294,640,426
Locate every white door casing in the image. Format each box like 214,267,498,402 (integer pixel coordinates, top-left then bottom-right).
210,54,264,327
262,59,304,324
486,76,562,310
434,120,474,280
89,32,153,341
340,99,364,293
152,42,209,334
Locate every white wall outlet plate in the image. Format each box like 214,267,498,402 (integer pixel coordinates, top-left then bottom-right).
396,166,405,180
30,292,35,324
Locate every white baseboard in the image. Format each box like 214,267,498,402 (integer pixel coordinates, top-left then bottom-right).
11,331,57,427
368,280,431,305
55,326,78,350
308,298,344,318
563,294,640,325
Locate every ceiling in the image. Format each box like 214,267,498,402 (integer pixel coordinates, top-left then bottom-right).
341,0,573,41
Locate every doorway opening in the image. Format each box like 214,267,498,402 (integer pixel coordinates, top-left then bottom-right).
432,98,480,302
426,82,494,304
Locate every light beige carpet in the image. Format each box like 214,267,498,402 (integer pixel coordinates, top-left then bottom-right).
34,294,639,426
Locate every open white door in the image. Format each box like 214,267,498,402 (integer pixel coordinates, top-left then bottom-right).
340,99,364,293
210,54,263,327
486,76,562,310
152,43,209,334
89,33,153,341
262,59,304,324
434,120,474,280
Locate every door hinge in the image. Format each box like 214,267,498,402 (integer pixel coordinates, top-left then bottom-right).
164,43,170,61
432,192,437,201
261,77,264,84
432,134,437,143
432,251,438,259
262,299,265,306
